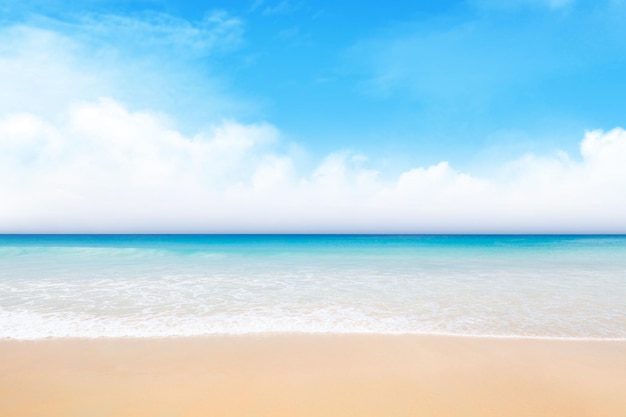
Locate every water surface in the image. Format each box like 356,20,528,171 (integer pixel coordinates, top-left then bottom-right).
1,235,624,339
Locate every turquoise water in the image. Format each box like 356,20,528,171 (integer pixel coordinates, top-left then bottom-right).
0,235,625,339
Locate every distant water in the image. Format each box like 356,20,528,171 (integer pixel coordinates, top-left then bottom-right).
0,235,625,340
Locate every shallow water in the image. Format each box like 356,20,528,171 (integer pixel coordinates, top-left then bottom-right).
1,235,625,339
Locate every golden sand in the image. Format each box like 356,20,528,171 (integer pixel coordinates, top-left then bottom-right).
1,335,624,417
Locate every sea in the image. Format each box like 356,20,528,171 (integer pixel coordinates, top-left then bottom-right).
0,234,624,340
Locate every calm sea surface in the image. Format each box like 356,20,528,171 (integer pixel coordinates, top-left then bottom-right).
0,235,624,339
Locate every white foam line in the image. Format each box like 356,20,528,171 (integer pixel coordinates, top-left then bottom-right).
2,331,625,342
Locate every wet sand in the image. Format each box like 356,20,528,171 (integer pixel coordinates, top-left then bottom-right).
0,335,624,417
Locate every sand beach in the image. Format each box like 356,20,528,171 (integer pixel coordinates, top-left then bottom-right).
1,335,624,417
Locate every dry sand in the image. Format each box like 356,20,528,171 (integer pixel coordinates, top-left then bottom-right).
1,335,624,417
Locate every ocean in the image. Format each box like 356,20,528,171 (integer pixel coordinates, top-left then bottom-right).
0,234,624,340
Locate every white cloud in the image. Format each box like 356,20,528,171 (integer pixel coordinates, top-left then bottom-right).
55,10,244,55
0,98,279,231
1,10,625,233
0,15,249,130
1,97,626,233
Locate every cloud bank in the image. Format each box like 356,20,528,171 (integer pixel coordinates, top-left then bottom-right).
1,97,625,233
1,11,625,233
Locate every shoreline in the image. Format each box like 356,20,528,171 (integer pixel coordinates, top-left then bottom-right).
1,334,625,417
4,332,626,341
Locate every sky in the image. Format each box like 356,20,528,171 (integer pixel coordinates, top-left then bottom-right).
1,0,626,232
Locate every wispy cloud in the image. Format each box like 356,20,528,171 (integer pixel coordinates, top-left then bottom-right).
260,0,303,16
274,26,314,47
57,11,244,56
470,0,575,10
0,11,252,130
24,9,245,59
347,0,626,102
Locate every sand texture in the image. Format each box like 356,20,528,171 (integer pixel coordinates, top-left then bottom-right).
1,335,625,417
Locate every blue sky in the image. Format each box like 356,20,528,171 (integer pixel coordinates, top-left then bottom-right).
1,0,626,232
